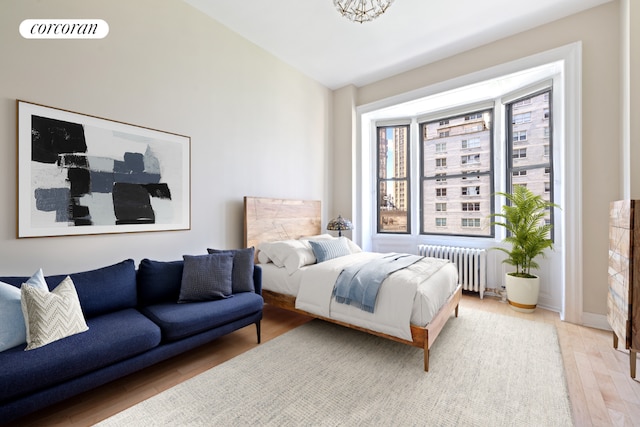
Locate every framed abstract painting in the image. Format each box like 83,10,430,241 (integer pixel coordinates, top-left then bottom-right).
17,100,191,238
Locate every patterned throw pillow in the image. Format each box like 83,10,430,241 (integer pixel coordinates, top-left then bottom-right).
0,269,50,352
178,253,234,302
21,276,89,350
308,237,352,263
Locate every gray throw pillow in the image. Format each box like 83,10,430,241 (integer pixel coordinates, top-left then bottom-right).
207,247,255,293
178,253,234,303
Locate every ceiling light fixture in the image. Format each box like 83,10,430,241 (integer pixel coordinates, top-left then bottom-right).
333,0,395,24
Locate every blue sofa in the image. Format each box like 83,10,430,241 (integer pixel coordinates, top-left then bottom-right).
0,257,263,424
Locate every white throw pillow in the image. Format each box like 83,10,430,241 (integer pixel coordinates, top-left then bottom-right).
283,242,317,275
257,250,271,264
0,269,49,352
21,276,88,350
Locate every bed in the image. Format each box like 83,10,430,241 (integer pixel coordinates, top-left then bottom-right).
244,196,462,371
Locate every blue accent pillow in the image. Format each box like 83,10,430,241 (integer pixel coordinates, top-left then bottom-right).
0,269,48,352
207,247,255,293
309,237,352,263
137,259,184,305
178,253,234,302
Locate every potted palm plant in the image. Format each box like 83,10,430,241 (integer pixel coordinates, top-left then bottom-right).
490,185,558,312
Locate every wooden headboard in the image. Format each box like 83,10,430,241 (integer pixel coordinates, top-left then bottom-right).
243,197,322,249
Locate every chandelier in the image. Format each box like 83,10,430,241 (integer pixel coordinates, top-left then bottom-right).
333,0,395,24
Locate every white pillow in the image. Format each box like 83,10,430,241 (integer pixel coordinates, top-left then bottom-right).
258,240,305,268
21,276,88,350
258,236,362,273
283,242,317,275
0,269,49,352
258,240,319,273
257,250,271,265
258,242,284,267
344,238,363,254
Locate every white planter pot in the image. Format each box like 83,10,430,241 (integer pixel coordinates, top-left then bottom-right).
505,273,540,313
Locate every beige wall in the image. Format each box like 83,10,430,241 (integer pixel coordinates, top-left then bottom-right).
0,0,331,275
627,0,640,199
333,1,622,318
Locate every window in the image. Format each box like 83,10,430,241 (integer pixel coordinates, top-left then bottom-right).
462,218,481,228
461,186,480,196
513,130,527,142
421,108,493,237
512,148,527,159
436,218,447,227
462,202,480,211
513,112,531,124
461,154,481,165
462,170,480,180
462,138,481,149
377,125,410,233
506,89,554,233
372,81,555,240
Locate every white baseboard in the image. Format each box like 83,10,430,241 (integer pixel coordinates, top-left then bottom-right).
581,312,611,331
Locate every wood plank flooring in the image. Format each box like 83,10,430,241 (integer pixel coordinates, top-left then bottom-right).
7,294,640,427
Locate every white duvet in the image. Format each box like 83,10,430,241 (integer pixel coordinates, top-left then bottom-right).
262,252,458,341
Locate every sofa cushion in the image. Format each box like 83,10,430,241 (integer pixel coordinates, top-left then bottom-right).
0,259,137,319
137,259,184,305
141,292,264,342
21,276,89,350
178,253,234,303
207,247,255,293
0,308,161,403
0,271,49,352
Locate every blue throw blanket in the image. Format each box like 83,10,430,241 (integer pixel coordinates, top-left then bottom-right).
333,253,424,313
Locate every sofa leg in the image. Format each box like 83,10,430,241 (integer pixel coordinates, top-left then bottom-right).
256,320,261,344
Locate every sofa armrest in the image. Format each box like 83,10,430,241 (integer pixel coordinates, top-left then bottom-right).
252,265,262,295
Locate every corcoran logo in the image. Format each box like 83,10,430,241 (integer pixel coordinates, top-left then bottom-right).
19,19,109,39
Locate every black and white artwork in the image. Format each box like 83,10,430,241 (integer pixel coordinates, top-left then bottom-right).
17,101,190,237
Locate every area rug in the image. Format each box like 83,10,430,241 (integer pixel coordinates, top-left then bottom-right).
97,308,573,426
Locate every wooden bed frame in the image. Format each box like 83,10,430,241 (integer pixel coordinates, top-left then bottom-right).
244,196,461,372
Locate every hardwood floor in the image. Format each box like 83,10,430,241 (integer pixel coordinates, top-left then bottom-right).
8,294,640,427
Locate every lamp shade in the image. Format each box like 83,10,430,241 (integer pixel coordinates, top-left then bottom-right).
327,215,353,237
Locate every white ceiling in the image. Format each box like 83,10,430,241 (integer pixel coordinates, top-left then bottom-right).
184,0,612,90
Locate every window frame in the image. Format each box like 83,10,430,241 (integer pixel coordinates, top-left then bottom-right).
418,107,495,238
505,87,555,235
376,124,411,234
